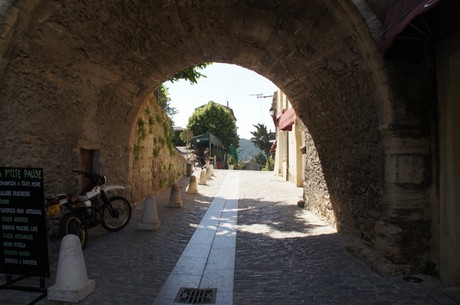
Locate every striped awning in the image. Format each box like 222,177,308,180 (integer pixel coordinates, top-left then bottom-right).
278,108,296,131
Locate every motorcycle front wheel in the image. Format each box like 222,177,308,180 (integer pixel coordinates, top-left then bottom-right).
59,212,88,248
101,196,132,232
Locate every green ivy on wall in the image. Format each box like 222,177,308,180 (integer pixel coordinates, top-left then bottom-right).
134,92,174,159
133,89,182,193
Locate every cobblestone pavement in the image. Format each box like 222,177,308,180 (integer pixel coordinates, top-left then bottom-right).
233,172,457,305
1,170,458,305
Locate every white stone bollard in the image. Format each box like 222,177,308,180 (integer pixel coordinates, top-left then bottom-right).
47,234,95,303
167,183,183,208
186,175,198,194
138,195,161,230
198,169,207,185
210,164,215,176
206,166,212,179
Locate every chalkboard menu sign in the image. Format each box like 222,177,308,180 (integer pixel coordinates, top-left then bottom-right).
0,167,50,277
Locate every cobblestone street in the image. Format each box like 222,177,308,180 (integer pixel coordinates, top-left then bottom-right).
1,170,457,305
233,172,455,305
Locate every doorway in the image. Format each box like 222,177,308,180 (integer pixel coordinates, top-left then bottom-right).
80,149,101,191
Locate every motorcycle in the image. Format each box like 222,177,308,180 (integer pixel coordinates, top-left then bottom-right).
47,170,132,248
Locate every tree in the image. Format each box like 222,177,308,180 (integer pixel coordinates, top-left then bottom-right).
159,62,213,126
180,129,194,147
156,86,177,120
187,101,239,149
254,151,267,166
250,123,271,160
169,63,212,85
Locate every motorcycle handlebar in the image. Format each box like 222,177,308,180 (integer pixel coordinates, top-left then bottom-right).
73,170,106,186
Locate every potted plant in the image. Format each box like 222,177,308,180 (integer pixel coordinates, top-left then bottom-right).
227,155,236,170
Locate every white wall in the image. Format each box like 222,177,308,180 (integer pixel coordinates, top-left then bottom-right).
273,90,304,187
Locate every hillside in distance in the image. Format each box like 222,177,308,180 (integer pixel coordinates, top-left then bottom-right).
238,138,262,161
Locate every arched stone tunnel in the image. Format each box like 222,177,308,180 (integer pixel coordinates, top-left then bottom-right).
1,0,457,284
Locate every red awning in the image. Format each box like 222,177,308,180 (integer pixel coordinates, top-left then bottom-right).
381,0,441,50
278,108,296,131
276,110,284,120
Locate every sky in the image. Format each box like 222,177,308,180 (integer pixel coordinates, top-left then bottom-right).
164,63,278,140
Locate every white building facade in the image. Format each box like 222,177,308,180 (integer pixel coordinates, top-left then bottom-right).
271,90,305,187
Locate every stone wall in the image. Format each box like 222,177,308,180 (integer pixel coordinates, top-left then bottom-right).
303,129,335,227
130,93,187,203
0,0,437,273
0,1,187,203
374,60,434,270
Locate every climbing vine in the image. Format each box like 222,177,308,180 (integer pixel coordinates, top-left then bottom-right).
133,91,175,160
132,63,211,194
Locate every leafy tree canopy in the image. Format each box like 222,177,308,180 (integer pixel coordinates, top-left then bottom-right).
250,123,271,159
254,151,267,166
187,101,239,149
156,85,177,119
169,63,212,85
180,129,194,144
158,62,213,126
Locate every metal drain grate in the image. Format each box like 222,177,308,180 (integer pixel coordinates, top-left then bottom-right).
174,287,217,304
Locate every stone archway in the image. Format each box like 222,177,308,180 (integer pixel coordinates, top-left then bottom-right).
0,0,431,272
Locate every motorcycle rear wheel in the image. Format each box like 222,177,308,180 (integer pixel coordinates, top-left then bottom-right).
101,196,132,232
59,212,88,248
